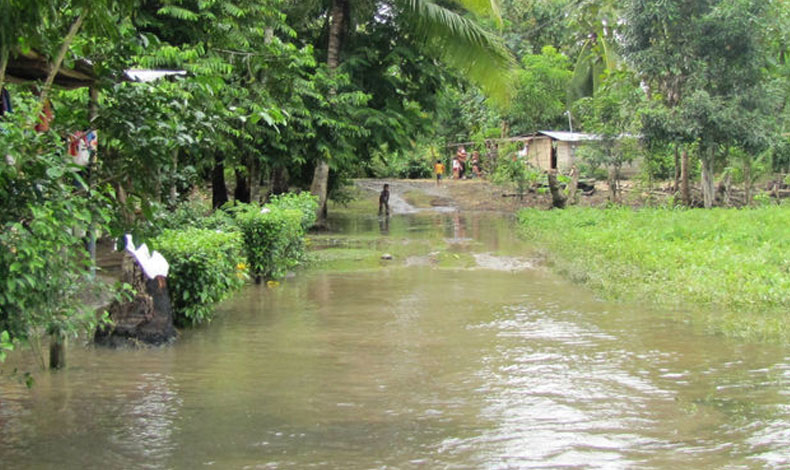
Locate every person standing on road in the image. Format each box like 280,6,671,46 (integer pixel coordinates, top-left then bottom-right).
456,146,468,178
434,159,445,185
471,151,481,178
379,183,390,217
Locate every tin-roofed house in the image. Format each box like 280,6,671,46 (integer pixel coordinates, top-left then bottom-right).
522,131,599,172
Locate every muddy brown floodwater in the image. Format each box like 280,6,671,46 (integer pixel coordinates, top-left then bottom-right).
2,207,790,469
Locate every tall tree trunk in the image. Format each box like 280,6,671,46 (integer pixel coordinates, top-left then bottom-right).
39,12,85,107
116,181,134,227
680,147,691,206
743,159,752,206
547,172,566,209
607,167,619,202
310,0,347,226
326,0,345,71
271,166,289,195
0,47,9,90
568,164,579,204
701,146,716,209
169,148,178,208
212,153,228,209
154,167,163,202
87,87,99,279
673,145,680,193
249,155,261,204
234,167,250,203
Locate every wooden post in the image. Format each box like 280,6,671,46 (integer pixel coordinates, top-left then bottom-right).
49,335,66,369
673,145,680,193
681,147,691,206
87,86,99,280
169,148,178,207
568,165,579,204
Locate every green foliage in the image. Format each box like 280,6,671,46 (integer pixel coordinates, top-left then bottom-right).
506,45,573,134
518,206,790,342
491,156,541,194
266,192,319,231
0,330,13,362
154,198,212,232
1,93,113,345
152,228,246,326
575,69,643,198
152,197,236,234
368,148,433,179
623,0,774,207
772,137,790,173
402,0,517,105
234,205,305,281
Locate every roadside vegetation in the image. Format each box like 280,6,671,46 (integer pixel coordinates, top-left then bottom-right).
518,205,790,342
4,0,790,367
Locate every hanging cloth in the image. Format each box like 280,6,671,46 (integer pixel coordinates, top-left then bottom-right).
35,99,53,132
68,131,90,166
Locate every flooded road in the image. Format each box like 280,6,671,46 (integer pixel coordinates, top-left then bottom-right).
2,209,790,469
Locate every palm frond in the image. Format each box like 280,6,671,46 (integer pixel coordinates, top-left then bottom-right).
402,0,516,105
453,0,503,27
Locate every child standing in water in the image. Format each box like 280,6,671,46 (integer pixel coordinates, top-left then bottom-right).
379,183,390,216
434,159,445,185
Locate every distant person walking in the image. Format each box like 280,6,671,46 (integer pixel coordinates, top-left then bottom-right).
471,151,481,178
434,160,445,185
456,146,468,178
452,157,461,179
379,183,390,217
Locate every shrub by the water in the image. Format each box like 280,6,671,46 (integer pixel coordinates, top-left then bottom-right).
235,205,305,282
518,206,790,342
152,228,246,326
266,192,319,230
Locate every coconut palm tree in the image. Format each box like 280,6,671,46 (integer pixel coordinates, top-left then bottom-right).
309,0,516,225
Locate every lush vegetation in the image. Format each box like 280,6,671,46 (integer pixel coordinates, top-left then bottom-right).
235,205,306,282
152,228,247,326
518,205,790,342
0,0,514,362
3,0,790,363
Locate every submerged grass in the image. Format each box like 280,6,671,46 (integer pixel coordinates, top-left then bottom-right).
518,206,790,343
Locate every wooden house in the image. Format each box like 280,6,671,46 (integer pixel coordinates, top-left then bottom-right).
521,131,598,172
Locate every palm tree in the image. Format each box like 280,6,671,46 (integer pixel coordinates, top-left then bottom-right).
309,0,516,225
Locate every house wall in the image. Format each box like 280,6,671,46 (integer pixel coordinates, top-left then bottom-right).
528,137,553,170
525,133,643,176
557,142,573,170
528,138,578,171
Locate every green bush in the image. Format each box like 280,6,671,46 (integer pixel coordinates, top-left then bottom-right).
152,198,236,235
491,157,541,194
152,228,246,326
1,93,114,347
235,205,305,282
266,192,319,230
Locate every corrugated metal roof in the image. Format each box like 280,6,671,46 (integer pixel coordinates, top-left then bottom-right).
538,131,599,142
124,70,187,82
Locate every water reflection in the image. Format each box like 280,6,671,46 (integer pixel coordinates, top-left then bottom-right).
2,211,790,469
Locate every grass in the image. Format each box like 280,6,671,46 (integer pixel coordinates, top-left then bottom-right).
517,205,790,343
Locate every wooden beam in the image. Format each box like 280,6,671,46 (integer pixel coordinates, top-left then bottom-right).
5,50,96,89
